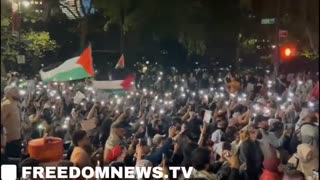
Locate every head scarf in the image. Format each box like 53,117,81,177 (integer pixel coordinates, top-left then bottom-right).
288,144,319,177
4,85,18,98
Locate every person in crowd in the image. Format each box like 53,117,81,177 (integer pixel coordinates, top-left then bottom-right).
145,126,176,165
104,145,127,165
298,113,319,158
260,158,283,180
1,85,22,158
70,130,92,168
1,124,7,164
190,147,218,179
57,160,74,180
215,143,233,180
225,74,241,95
180,142,199,167
19,158,40,180
0,67,318,180
287,143,319,178
282,170,306,180
211,120,228,152
104,112,128,162
239,124,264,179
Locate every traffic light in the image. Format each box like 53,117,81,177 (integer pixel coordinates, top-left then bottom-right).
284,48,292,56
280,45,296,61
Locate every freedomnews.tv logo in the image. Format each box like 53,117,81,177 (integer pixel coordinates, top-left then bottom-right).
1,165,17,180
1,165,194,179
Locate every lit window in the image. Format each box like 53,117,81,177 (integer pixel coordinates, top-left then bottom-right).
39,1,42,4
39,9,43,12
35,1,38,4
35,9,39,13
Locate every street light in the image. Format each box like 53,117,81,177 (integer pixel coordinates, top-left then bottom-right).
22,0,30,7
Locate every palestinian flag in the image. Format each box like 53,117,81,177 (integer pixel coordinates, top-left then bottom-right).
92,74,135,92
115,54,125,69
39,47,94,82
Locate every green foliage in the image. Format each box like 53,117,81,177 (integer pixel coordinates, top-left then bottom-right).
300,50,319,60
22,31,57,58
1,16,57,65
94,0,209,56
1,18,10,27
1,17,19,62
240,38,257,54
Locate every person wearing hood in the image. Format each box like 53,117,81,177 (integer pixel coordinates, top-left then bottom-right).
1,85,22,158
260,158,283,180
287,144,319,178
295,108,314,131
239,124,264,179
298,113,319,159
288,108,314,154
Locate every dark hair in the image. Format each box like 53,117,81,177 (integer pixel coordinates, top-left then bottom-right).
191,147,210,171
225,126,237,137
20,158,40,167
58,160,74,167
269,121,283,132
72,130,87,146
19,158,40,179
109,162,125,180
57,160,74,180
52,127,67,139
99,118,113,145
254,114,269,124
183,142,199,159
222,142,232,151
284,170,306,180
310,115,318,123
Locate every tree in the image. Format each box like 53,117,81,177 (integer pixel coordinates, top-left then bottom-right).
284,0,319,60
251,0,319,61
93,0,211,59
22,31,58,70
1,15,57,74
22,32,57,58
58,0,95,50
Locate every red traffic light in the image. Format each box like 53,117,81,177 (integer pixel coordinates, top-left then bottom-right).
284,48,292,56
281,45,296,60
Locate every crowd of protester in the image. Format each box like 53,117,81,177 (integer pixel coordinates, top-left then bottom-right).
1,65,319,180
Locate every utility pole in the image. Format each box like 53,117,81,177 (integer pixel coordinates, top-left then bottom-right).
15,0,28,67
274,0,281,77
18,0,21,55
120,7,125,55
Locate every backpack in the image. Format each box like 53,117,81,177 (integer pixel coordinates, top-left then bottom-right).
284,156,299,172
